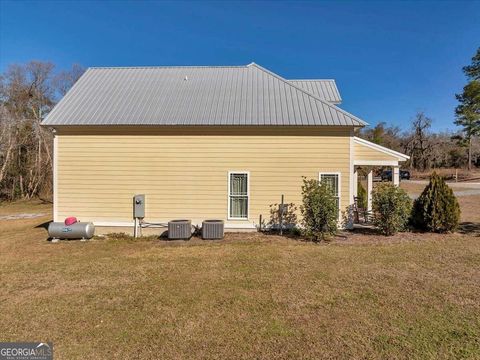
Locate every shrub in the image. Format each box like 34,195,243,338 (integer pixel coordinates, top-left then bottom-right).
300,178,338,241
372,183,412,236
411,172,461,233
357,182,368,209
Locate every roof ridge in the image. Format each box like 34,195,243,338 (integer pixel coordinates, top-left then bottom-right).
250,63,367,126
88,65,249,69
289,79,336,82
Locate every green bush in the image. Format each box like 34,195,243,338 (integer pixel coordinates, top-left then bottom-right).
411,172,461,233
372,183,412,236
300,177,338,241
357,182,368,209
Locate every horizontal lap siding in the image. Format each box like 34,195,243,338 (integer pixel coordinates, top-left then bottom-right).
56,127,351,224
354,142,399,161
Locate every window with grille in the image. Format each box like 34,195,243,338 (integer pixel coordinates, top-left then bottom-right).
228,172,249,219
319,173,340,215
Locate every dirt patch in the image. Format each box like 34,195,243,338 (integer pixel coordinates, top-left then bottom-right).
0,213,47,220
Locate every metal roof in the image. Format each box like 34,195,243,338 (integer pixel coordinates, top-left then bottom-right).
42,63,367,127
289,79,342,104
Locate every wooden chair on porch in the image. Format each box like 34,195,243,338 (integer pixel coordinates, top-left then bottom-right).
353,196,373,224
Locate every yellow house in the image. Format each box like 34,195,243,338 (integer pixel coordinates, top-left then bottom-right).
42,63,408,233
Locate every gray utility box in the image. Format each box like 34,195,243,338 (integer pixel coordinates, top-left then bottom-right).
168,220,191,239
133,194,145,218
202,220,224,240
48,222,95,240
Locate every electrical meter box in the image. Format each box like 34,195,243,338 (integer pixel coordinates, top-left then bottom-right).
133,194,145,218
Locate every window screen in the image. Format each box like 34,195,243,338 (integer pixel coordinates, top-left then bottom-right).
320,173,340,213
229,173,248,219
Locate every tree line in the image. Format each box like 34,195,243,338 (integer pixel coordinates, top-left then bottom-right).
0,62,84,201
359,47,480,171
0,48,479,201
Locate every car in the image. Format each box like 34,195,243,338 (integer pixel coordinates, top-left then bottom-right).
380,170,410,181
400,170,411,180
381,170,392,181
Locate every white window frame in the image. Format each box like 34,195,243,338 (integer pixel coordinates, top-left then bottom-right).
319,172,341,218
227,171,250,220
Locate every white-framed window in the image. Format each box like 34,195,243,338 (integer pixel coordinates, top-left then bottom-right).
228,171,249,220
319,172,341,216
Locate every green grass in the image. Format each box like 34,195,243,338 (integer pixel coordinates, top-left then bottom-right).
0,202,479,359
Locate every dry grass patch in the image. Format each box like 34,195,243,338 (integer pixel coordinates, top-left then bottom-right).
0,198,50,215
410,168,480,181
0,201,480,359
399,181,478,198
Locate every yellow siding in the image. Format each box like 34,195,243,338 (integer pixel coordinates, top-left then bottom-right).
56,126,352,226
354,142,399,161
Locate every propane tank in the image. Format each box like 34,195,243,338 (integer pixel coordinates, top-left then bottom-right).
48,222,95,240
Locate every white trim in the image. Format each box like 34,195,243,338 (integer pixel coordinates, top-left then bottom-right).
354,160,399,166
53,133,58,222
353,170,358,197
393,165,400,186
224,222,257,229
227,171,250,221
353,136,410,160
349,130,354,205
319,172,341,220
93,221,257,230
94,221,135,227
347,131,355,229
367,170,373,211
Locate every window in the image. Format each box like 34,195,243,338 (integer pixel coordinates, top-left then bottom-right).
319,173,340,215
228,172,249,219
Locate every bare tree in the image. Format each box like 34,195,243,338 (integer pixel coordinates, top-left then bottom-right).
53,63,85,96
404,112,433,171
0,61,84,201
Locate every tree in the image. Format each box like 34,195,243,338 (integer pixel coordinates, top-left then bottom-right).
53,64,85,96
359,122,402,150
404,112,433,170
411,172,460,233
455,47,480,170
463,47,480,80
0,61,84,201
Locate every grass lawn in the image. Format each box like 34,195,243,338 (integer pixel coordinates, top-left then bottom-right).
399,181,478,198
1,200,480,359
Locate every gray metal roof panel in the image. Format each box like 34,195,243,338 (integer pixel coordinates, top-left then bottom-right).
42,63,366,127
288,79,342,104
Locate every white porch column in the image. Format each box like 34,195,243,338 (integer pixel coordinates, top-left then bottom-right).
367,170,373,212
353,169,358,198
393,166,400,186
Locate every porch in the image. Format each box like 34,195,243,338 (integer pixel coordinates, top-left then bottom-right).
352,137,410,214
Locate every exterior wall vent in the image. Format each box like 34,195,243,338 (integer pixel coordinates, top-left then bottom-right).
202,220,224,240
168,220,191,239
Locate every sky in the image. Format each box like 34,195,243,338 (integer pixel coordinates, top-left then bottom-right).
1,1,479,132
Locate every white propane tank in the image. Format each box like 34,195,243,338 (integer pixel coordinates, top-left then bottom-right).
48,222,95,240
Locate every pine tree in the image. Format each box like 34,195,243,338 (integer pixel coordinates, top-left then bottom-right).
455,48,480,170
463,47,480,80
411,172,461,233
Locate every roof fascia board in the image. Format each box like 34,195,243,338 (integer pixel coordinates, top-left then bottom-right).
354,160,400,166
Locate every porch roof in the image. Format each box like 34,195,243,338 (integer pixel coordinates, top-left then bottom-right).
353,137,409,166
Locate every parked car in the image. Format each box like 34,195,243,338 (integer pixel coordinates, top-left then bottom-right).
401,170,411,180
381,170,392,181
380,170,410,181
